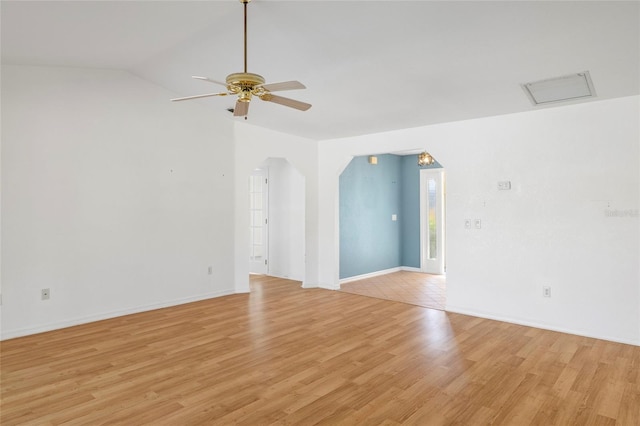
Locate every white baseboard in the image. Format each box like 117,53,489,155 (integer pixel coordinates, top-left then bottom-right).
338,266,432,285
339,267,402,285
302,280,320,289
446,305,640,347
1,289,235,341
318,282,340,290
400,266,423,272
338,266,433,285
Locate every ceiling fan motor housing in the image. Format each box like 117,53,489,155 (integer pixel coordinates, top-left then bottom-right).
226,72,266,101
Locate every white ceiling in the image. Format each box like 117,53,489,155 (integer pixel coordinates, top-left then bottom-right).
2,0,638,140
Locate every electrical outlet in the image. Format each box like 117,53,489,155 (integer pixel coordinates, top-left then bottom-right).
41,288,50,300
474,219,482,229
543,286,551,298
498,181,512,190
208,266,213,275
464,219,471,229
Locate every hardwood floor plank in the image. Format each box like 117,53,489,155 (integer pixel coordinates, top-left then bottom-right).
2,275,639,425
617,382,640,425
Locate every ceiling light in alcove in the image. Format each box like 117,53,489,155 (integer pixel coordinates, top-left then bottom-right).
418,152,435,166
522,71,596,105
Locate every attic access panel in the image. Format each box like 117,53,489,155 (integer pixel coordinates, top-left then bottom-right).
522,71,596,105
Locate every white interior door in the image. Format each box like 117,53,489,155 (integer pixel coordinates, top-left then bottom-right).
249,169,268,274
420,169,445,274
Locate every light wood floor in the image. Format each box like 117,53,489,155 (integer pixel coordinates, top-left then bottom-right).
340,271,446,310
1,275,639,425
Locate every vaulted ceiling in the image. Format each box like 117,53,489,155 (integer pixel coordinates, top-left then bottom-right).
2,1,638,140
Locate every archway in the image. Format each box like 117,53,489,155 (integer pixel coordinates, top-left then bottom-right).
337,152,446,310
248,158,306,282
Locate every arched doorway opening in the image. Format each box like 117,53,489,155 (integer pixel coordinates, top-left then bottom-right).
337,152,446,310
249,158,306,282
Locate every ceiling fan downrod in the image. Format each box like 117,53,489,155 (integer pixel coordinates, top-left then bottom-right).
242,0,250,74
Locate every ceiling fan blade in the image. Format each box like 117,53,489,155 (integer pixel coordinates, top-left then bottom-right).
171,92,228,102
260,81,306,92
192,76,228,87
261,94,311,111
234,100,249,117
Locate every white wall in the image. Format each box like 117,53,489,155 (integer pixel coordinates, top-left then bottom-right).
263,158,305,281
3,64,637,347
318,96,640,345
1,65,236,339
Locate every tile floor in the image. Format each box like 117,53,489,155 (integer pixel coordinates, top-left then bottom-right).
339,271,446,310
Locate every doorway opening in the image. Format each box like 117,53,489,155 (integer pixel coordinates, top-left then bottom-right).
337,153,446,309
248,158,306,284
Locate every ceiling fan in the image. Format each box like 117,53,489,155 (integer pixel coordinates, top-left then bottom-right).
171,0,311,118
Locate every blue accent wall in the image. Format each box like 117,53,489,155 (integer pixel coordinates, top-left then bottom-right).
340,153,442,279
400,156,421,268
400,156,443,268
339,155,402,278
